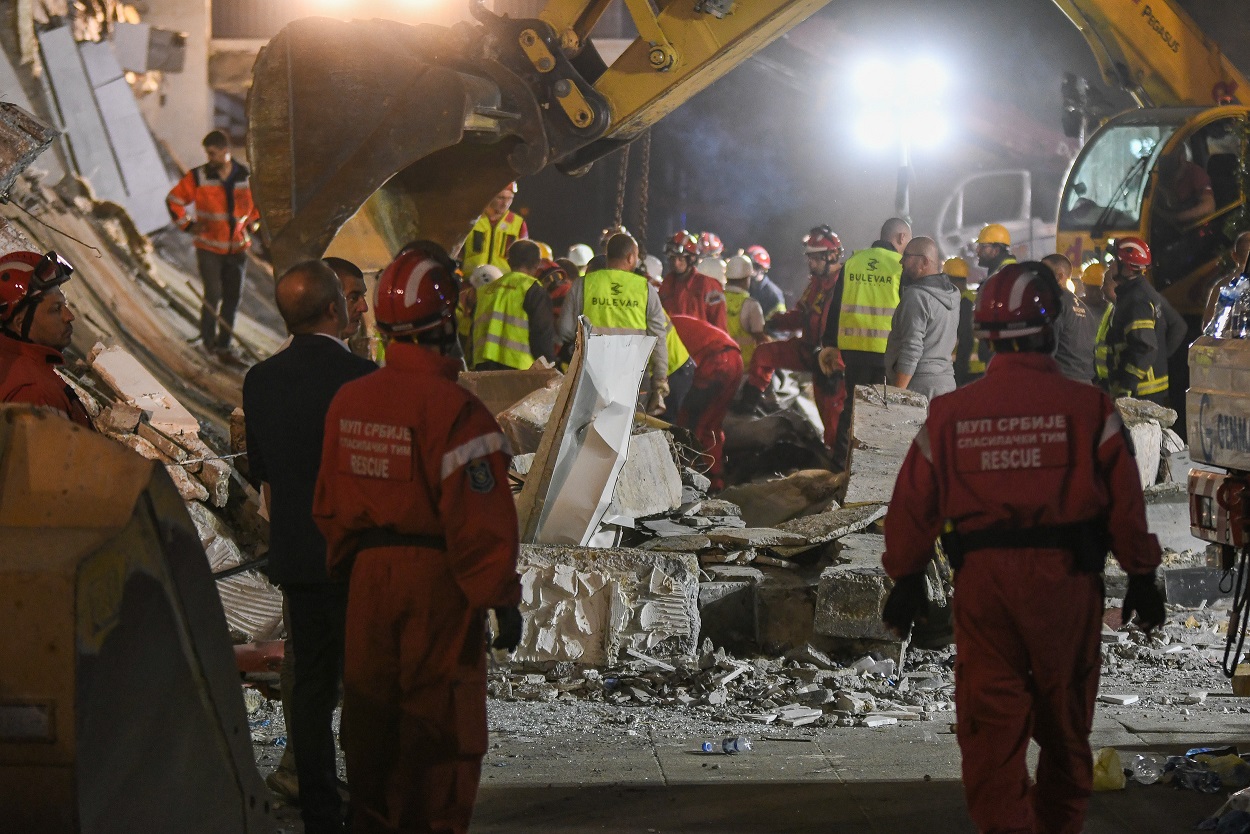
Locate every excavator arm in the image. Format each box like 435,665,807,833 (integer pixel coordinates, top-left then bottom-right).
1051,0,1247,108
247,0,830,273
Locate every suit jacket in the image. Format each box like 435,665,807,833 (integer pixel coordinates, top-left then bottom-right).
243,333,376,585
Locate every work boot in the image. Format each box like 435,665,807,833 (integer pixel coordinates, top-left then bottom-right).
265,765,300,804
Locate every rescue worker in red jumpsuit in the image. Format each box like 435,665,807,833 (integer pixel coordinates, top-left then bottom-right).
0,250,91,427
659,230,727,330
880,262,1165,834
670,314,744,492
313,245,523,834
737,226,846,454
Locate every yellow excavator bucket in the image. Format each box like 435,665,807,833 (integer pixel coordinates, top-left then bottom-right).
247,14,609,273
0,407,273,833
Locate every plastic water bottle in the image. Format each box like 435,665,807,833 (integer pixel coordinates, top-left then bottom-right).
1128,753,1167,785
1208,273,1250,339
700,736,751,754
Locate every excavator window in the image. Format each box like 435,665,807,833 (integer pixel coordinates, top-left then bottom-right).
1059,122,1178,231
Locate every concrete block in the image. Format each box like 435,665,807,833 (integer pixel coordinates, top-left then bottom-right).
843,385,930,506
1116,397,1178,429
91,344,200,436
515,545,700,665
718,469,843,528
698,580,757,648
833,533,886,568
813,565,895,642
608,430,683,520
1127,420,1162,488
97,402,142,433
755,567,820,654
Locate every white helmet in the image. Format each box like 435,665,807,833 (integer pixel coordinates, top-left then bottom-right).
643,254,663,281
468,264,503,289
725,254,753,282
699,256,727,287
567,243,594,270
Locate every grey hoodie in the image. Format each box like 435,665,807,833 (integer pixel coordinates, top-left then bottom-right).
884,272,961,399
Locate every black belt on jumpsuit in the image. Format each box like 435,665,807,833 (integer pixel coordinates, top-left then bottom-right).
355,528,448,552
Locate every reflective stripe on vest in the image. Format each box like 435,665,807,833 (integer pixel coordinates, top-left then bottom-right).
583,269,649,333
462,213,525,272
960,287,986,375
1094,304,1112,381
837,247,901,353
472,272,537,369
724,289,756,366
665,315,692,377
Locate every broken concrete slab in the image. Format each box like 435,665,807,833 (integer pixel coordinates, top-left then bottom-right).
704,527,810,548
216,570,284,643
1117,397,1178,430
773,504,888,556
608,430,684,520
515,545,700,665
90,344,200,436
1127,419,1163,488
496,383,560,456
698,580,757,649
717,469,845,528
696,499,742,518
832,533,887,568
96,401,142,433
842,385,929,506
755,567,820,654
458,366,562,417
638,534,712,552
642,519,697,537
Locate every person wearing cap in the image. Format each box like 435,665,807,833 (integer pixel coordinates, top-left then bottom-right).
0,250,90,427
471,240,556,371
1078,262,1108,323
945,256,983,387
1042,253,1096,385
460,182,528,273
974,223,1016,278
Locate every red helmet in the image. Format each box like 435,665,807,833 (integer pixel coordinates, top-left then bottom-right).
0,250,73,325
1108,236,1151,270
802,225,842,259
973,261,1062,340
664,230,699,259
535,258,565,282
375,249,458,336
745,244,771,272
697,232,723,257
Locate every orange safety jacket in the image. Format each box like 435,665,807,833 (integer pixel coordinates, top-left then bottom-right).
166,161,260,255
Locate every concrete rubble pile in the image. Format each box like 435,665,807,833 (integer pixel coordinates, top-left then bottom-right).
58,339,282,644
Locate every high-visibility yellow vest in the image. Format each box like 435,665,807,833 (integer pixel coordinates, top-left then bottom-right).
1094,304,1113,382
724,288,757,366
960,287,986,375
462,212,525,272
472,271,537,370
838,246,901,353
582,268,649,333
665,314,692,376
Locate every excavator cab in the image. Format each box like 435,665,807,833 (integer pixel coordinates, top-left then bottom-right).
1056,105,1249,320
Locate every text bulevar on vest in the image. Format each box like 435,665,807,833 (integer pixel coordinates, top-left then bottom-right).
838,247,902,353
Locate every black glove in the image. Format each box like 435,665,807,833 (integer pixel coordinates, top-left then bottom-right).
491,606,523,653
882,573,928,638
1121,573,1165,634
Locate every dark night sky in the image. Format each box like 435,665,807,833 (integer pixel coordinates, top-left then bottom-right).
514,0,1144,298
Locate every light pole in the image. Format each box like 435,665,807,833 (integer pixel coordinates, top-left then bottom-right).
850,56,949,225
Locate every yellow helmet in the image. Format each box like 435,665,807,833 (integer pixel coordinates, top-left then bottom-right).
1080,261,1105,286
975,223,1011,246
942,257,969,279
534,241,553,261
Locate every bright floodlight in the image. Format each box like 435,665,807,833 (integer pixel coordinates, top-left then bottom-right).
852,58,898,101
905,57,948,98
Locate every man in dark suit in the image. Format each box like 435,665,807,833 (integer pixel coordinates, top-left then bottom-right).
244,259,376,834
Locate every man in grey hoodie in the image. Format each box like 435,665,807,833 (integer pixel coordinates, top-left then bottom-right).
885,237,960,399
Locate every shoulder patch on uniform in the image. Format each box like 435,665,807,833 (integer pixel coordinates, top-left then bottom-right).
706,290,725,305
467,458,496,493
